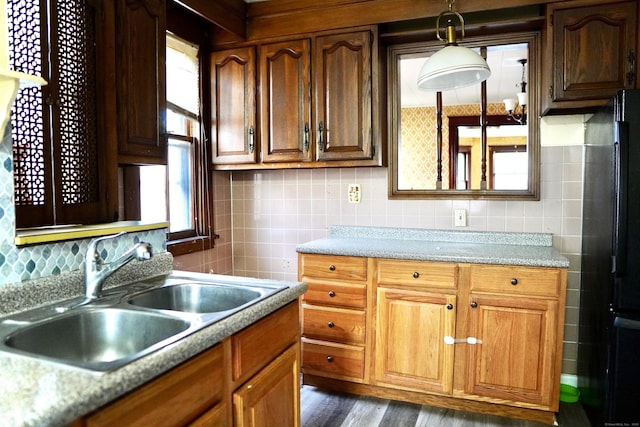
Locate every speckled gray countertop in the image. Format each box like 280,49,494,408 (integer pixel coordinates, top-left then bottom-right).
296,226,569,268
0,253,306,427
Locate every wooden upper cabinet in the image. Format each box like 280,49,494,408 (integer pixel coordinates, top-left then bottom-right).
259,39,313,163
116,0,167,165
543,0,638,112
211,26,382,170
210,47,258,165
314,30,374,161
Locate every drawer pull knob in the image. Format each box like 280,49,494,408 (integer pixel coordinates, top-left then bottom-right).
446,303,453,310
327,356,334,363
327,321,335,328
511,278,518,285
413,272,420,279
328,291,336,297
329,264,336,271
470,301,478,308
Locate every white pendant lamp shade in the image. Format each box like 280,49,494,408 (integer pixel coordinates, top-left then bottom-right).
417,45,491,91
503,97,517,112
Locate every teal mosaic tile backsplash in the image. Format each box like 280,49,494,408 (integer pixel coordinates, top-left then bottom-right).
0,128,166,287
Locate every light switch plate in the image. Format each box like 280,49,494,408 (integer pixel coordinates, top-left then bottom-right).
454,208,467,227
348,184,361,203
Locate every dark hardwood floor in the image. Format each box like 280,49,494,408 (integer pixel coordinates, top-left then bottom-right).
301,386,591,427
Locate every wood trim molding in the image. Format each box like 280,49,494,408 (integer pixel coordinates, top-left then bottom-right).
246,0,562,40
173,0,246,39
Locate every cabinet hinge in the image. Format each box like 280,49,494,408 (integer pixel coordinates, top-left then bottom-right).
627,51,636,86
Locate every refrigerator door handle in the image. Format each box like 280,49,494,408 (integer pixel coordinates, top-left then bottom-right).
613,121,629,278
614,316,640,330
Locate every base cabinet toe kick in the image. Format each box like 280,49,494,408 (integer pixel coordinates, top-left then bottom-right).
298,253,567,425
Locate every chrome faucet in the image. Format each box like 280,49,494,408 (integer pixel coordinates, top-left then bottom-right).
84,232,153,301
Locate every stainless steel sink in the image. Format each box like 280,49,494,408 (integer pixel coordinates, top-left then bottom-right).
3,307,191,371
0,272,290,372
128,283,264,313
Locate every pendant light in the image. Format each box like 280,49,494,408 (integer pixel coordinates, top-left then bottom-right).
503,59,527,125
417,0,491,91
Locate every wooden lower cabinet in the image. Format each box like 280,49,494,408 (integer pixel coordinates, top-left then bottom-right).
78,301,300,427
189,403,229,427
233,343,300,427
373,287,456,395
84,343,225,427
466,292,559,407
299,253,370,384
299,254,567,425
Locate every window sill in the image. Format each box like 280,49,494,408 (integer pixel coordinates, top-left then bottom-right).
15,221,169,246
167,236,213,257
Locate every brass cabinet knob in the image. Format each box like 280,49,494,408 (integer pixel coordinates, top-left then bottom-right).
328,291,336,297
329,264,336,271
327,356,334,363
470,301,478,308
446,304,454,310
327,321,335,328
511,278,518,285
413,272,420,279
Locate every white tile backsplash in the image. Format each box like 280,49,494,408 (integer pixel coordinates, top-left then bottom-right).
230,142,585,375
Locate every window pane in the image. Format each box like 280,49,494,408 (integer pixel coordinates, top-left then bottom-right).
167,138,194,232
493,151,528,190
139,165,167,223
166,37,199,116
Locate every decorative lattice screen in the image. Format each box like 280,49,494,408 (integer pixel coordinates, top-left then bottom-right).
56,0,99,204
9,0,100,212
9,0,45,206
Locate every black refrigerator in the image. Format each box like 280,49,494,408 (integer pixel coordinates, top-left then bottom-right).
579,89,640,426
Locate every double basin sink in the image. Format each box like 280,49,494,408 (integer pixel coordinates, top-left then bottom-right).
0,274,288,371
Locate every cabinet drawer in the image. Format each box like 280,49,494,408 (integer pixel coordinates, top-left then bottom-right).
303,279,366,308
302,338,365,381
302,305,365,344
469,265,562,297
376,259,457,289
232,301,299,384
300,254,367,281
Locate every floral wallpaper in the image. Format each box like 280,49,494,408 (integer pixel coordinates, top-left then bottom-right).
399,102,508,190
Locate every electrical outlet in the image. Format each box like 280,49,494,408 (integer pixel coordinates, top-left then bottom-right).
454,209,467,227
348,184,361,203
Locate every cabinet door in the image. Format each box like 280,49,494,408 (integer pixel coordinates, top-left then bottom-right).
259,39,312,163
211,47,257,165
546,0,637,106
466,294,558,408
313,30,373,161
374,288,456,394
233,343,300,427
116,0,167,165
